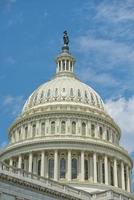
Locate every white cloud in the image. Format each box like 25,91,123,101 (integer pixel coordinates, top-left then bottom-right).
78,67,118,87
96,0,134,23
74,35,134,65
105,96,134,153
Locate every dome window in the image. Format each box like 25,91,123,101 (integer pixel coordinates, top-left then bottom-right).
41,122,45,135
72,158,77,179
82,122,86,136
72,121,76,134
85,159,88,180
51,121,55,134
91,124,95,137
99,127,103,139
63,88,65,92
60,158,66,178
48,159,54,178
61,121,66,134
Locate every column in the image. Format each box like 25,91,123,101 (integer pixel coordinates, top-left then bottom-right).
9,157,13,166
65,60,67,70
67,150,71,181
21,126,25,140
103,126,107,140
114,158,118,187
126,165,130,192
18,155,22,169
54,150,58,181
81,151,85,181
41,151,45,177
93,153,97,183
28,124,32,138
33,156,37,174
104,155,108,185
28,152,33,173
121,161,125,190
95,124,99,138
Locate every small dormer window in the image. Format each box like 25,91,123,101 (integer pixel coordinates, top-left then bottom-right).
85,91,88,98
55,88,58,97
91,93,95,105
47,89,51,97
63,88,65,92
40,91,44,99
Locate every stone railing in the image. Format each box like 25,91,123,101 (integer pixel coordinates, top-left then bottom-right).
0,161,91,200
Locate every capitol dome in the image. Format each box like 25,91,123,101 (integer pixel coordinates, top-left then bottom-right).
0,32,133,199
22,72,105,113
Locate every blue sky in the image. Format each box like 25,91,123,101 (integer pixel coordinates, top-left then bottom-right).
0,0,134,188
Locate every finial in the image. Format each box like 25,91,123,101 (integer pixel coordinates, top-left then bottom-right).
63,31,69,46
62,31,69,52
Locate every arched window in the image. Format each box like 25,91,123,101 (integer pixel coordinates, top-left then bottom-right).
18,129,21,140
85,160,88,180
25,126,28,139
72,121,76,134
48,159,54,178
91,124,95,137
61,121,66,134
82,122,86,136
32,124,36,137
41,122,45,135
70,88,74,97
99,127,103,139
72,158,77,179
51,121,55,134
38,160,41,176
60,158,66,178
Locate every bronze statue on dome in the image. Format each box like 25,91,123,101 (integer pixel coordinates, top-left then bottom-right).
63,31,69,45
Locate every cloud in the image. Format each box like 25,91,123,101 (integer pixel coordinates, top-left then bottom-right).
105,96,134,153
74,35,134,66
2,95,25,116
77,67,118,87
96,0,134,23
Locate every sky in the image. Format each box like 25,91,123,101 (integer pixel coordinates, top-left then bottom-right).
0,0,134,189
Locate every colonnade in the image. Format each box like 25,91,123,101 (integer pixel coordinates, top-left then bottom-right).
8,150,131,192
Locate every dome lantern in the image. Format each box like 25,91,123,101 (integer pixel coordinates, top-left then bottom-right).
56,31,75,76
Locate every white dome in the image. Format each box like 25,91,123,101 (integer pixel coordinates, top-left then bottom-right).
22,75,105,113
